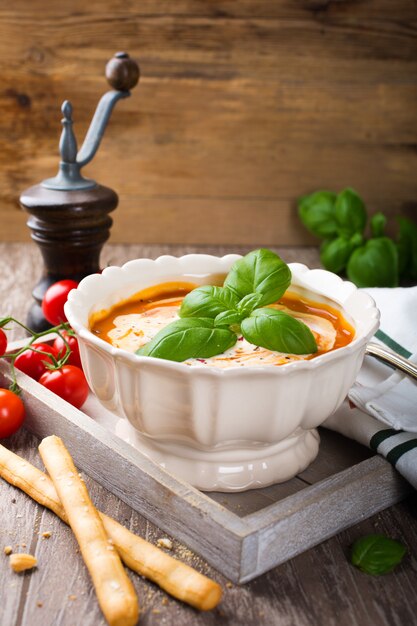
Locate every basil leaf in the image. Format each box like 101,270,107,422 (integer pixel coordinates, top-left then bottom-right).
350,232,364,248
241,308,317,355
179,285,239,319
236,293,264,316
320,232,364,274
347,237,399,287
224,249,291,306
320,236,353,273
136,318,237,362
397,217,417,281
351,534,406,576
370,212,387,238
214,310,241,327
298,191,338,238
335,188,367,237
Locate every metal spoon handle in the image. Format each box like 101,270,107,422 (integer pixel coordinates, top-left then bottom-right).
365,342,417,381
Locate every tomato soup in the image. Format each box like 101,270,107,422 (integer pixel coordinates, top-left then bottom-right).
90,282,355,368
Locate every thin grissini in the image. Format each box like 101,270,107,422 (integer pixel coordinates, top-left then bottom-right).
38,435,139,626
0,443,222,611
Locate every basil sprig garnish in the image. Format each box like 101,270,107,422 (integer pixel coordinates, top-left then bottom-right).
136,249,317,362
350,534,407,576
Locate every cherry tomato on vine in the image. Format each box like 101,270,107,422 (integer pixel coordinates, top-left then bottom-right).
39,365,89,409
52,331,82,369
14,342,58,381
42,280,78,326
0,389,25,438
0,329,7,357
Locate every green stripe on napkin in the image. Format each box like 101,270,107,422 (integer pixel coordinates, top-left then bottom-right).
375,329,412,359
386,440,417,466
369,428,399,451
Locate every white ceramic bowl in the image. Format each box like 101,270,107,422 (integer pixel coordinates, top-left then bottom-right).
65,254,379,492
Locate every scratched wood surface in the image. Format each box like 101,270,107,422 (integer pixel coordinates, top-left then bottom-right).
0,243,417,625
0,2,416,245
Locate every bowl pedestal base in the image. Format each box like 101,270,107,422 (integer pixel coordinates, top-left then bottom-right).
115,420,320,492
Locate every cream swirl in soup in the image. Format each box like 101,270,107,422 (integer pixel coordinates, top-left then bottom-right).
90,281,355,368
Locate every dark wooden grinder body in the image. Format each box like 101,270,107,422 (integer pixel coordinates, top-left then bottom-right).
20,185,117,330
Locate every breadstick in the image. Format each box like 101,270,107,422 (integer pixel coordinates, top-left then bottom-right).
100,515,222,611
0,445,69,523
0,444,222,610
38,436,139,626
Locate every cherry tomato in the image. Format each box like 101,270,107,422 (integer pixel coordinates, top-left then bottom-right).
15,343,58,381
39,365,89,409
0,389,25,438
53,331,82,369
42,280,78,326
0,329,7,357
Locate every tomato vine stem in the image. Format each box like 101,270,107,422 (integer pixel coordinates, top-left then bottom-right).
0,317,72,393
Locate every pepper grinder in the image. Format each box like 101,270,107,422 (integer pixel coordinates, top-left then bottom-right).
20,52,140,331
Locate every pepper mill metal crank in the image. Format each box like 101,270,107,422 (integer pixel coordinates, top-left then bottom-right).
20,52,140,332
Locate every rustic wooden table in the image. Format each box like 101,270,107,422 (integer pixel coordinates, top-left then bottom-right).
1,243,416,626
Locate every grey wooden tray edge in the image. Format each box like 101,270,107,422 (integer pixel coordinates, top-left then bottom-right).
0,356,412,584
239,455,410,582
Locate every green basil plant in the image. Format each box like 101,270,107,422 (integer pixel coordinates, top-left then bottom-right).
137,249,317,363
298,187,417,287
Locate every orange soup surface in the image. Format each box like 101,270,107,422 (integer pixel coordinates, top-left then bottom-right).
90,281,355,368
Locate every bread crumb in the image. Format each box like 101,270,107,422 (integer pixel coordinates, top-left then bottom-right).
152,609,161,614
68,595,77,601
174,543,196,563
226,581,233,588
162,597,168,606
156,538,173,550
42,532,52,539
37,601,43,608
4,546,13,555
10,553,37,573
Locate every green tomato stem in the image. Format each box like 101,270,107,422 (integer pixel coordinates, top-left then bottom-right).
0,317,73,394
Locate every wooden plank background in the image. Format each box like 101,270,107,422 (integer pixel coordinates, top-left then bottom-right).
0,1,416,245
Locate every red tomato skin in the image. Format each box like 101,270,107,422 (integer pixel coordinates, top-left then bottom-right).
39,365,89,409
14,343,58,381
0,329,7,357
0,389,25,438
53,332,82,369
42,280,78,326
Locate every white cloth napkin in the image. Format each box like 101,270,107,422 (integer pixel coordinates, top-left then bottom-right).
323,286,417,488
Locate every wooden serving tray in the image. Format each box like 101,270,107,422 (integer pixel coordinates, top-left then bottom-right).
0,341,411,584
